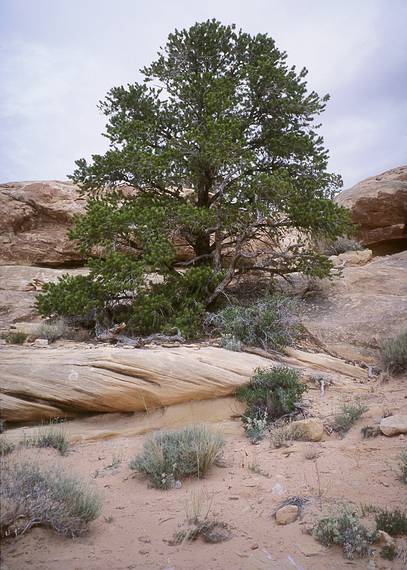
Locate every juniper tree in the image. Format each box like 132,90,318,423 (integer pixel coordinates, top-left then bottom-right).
37,20,352,337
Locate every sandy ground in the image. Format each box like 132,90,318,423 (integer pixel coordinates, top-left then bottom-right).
1,376,407,570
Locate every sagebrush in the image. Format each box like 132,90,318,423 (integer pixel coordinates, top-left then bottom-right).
0,460,101,538
206,295,299,351
23,424,69,456
380,329,407,374
333,400,368,434
2,331,27,345
129,425,224,489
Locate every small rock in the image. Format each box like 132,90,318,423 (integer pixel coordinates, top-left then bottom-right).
139,549,149,555
376,530,395,548
33,338,49,347
250,543,259,550
275,504,299,525
138,536,151,544
380,414,407,436
290,418,324,442
295,539,322,557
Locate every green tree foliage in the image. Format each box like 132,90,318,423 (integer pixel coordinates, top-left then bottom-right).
36,20,352,337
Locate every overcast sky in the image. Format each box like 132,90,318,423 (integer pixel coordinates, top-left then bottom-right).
1,0,406,189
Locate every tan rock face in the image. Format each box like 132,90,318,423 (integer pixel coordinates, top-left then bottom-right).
380,414,407,436
302,251,407,361
0,265,88,332
0,181,86,266
336,165,407,250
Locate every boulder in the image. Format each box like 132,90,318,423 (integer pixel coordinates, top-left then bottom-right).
302,251,407,361
329,249,372,267
0,181,86,266
275,505,299,525
380,414,407,436
336,165,407,252
289,418,324,442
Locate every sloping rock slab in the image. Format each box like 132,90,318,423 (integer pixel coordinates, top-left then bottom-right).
0,345,367,423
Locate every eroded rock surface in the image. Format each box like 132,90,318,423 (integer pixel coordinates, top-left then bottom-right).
336,165,407,251
302,251,407,361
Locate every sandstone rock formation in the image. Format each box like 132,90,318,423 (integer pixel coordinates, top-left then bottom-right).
336,165,407,253
0,345,368,423
0,265,88,332
302,251,407,361
380,414,407,436
0,180,86,266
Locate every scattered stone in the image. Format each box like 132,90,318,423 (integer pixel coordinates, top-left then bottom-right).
290,418,324,442
33,338,49,347
380,415,407,436
296,539,322,557
138,536,151,544
376,530,395,548
275,505,299,525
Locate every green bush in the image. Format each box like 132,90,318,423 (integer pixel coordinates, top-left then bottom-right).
375,508,407,536
313,507,376,559
0,461,101,537
380,329,407,374
129,425,224,489
206,295,299,351
2,331,28,345
236,366,307,441
333,400,368,435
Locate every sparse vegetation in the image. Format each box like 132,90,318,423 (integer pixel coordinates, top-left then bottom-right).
2,331,28,345
0,437,15,457
36,319,66,343
380,544,397,561
236,366,307,441
375,508,407,536
380,329,407,374
333,400,368,434
23,423,69,455
171,519,231,544
313,506,377,559
400,450,407,484
206,295,299,351
0,460,102,538
129,425,224,489
324,237,363,256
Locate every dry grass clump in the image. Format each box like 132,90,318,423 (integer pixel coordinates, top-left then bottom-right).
323,237,364,256
333,400,368,435
129,425,224,489
400,450,407,484
23,423,69,456
0,460,102,538
375,508,407,536
1,331,28,344
380,329,407,374
0,437,15,457
36,318,66,343
270,423,306,448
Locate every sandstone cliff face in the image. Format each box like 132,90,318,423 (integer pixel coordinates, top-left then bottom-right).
336,165,407,252
0,180,86,266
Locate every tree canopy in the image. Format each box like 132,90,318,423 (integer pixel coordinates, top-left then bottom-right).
37,20,352,338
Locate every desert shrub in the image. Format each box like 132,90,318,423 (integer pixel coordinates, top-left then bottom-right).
380,329,407,374
333,400,368,434
375,508,407,536
324,237,364,256
36,319,66,343
23,424,69,456
236,367,307,441
0,437,15,456
129,425,224,489
380,544,397,560
313,507,376,559
2,331,28,345
400,450,407,484
171,519,231,544
205,295,299,351
0,460,101,537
